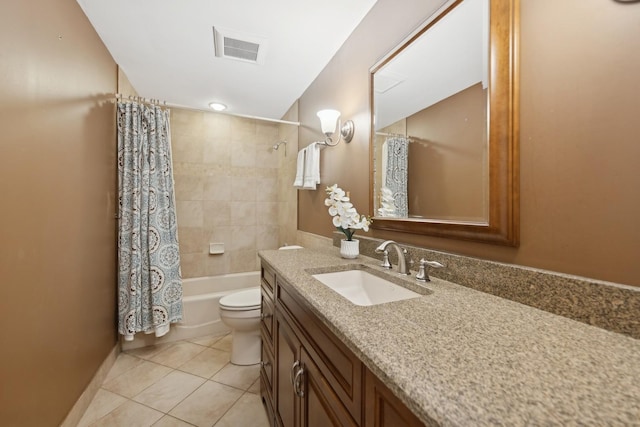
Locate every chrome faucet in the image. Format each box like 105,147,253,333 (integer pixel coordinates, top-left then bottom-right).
375,240,410,275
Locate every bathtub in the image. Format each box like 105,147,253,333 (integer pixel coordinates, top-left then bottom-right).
121,271,260,350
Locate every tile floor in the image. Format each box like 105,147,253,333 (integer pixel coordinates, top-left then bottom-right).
78,333,270,427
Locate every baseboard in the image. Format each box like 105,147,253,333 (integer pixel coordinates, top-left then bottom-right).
60,344,120,427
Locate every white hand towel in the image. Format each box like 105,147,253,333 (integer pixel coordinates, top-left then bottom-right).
293,148,305,188
302,142,321,190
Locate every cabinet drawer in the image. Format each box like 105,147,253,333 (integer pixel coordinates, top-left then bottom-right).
262,263,276,295
261,336,275,400
261,286,275,346
278,281,362,425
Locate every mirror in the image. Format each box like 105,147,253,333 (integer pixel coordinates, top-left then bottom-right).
369,0,519,246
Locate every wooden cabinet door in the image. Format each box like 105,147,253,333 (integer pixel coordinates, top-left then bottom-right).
364,369,428,427
275,309,357,427
277,281,362,425
276,312,301,427
300,347,358,427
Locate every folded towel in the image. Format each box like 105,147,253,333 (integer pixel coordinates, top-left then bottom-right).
293,148,305,188
302,142,320,190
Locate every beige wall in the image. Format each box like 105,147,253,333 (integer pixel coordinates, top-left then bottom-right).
0,0,118,425
171,109,293,278
298,0,640,287
407,83,487,221
118,68,139,97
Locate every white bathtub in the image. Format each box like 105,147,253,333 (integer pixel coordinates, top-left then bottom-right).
121,271,260,350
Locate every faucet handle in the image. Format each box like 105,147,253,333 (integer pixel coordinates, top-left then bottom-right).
423,260,444,269
380,250,392,269
415,259,444,282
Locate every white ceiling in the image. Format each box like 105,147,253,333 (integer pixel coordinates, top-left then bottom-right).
77,0,379,120
374,0,487,129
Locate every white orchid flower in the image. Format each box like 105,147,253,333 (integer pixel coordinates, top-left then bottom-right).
324,184,372,241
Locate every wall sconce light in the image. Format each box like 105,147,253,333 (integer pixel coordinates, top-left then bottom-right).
316,109,354,146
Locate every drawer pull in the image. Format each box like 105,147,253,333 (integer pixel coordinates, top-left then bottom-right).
290,360,300,386
293,365,305,398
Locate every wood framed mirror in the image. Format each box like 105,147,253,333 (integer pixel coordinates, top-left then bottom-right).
369,0,519,246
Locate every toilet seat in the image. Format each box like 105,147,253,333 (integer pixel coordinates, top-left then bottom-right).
219,288,261,311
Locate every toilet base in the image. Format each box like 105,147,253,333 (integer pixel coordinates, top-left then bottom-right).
230,329,261,365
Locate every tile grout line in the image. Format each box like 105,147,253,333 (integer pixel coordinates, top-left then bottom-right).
210,389,247,427
86,334,265,427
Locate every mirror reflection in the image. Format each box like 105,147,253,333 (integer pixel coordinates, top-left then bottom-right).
369,0,519,246
373,0,489,223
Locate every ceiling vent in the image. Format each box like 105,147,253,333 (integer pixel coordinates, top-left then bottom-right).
213,26,268,65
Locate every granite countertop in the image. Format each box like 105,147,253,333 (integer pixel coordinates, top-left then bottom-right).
258,247,640,426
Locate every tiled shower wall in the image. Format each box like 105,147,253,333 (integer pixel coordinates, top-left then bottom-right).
171,108,286,278
277,101,299,249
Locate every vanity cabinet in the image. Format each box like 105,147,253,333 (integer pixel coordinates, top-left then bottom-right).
260,261,425,427
261,264,277,426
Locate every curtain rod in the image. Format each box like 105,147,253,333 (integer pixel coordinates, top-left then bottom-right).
166,102,301,126
115,93,166,106
376,131,415,140
375,131,432,145
114,94,300,126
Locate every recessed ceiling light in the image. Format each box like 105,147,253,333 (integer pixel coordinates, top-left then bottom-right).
209,102,227,111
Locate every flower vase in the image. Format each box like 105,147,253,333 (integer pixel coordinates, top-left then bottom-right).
340,239,360,259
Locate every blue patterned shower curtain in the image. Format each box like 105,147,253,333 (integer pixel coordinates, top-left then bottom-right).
117,101,182,341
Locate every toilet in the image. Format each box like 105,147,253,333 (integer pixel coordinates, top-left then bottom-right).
219,287,262,365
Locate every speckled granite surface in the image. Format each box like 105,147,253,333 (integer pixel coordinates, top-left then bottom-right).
259,247,640,426
334,234,640,339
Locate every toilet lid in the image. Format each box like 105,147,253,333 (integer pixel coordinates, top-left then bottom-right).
219,288,261,310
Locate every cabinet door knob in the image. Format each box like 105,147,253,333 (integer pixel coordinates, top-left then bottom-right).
261,312,272,320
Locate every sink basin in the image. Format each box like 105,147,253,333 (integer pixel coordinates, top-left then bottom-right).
311,269,420,306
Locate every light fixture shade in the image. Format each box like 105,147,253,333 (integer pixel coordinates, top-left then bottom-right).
317,109,341,135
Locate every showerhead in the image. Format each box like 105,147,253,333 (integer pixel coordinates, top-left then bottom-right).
273,140,287,150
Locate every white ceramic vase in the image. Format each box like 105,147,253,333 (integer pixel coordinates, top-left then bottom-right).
340,239,360,259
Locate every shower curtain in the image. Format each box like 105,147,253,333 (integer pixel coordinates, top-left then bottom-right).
382,136,409,217
117,101,182,341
